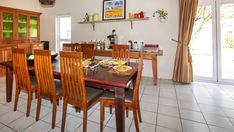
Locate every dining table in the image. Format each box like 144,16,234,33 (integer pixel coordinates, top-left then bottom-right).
0,58,138,132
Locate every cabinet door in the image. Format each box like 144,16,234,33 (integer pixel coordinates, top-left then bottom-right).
2,12,14,39
30,16,38,38
17,14,28,39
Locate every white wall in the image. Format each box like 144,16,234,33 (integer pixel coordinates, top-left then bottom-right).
0,0,40,12
1,0,179,79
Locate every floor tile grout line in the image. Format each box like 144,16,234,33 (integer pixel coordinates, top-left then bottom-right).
191,83,212,132
157,124,182,132
173,82,184,132
155,79,161,132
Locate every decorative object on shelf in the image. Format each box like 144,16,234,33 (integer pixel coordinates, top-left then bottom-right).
153,9,168,23
83,13,89,22
128,11,145,19
103,0,126,20
39,0,56,6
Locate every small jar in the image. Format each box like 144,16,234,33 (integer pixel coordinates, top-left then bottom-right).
88,15,93,22
93,13,99,21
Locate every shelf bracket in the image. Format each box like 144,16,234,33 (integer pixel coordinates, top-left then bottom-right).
91,22,95,31
130,20,133,29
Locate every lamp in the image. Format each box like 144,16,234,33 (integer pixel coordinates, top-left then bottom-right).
39,0,56,6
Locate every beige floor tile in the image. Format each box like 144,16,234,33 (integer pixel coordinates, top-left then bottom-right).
0,111,24,125
157,114,182,131
158,105,180,118
0,126,16,132
203,113,234,130
182,119,209,132
0,105,12,116
23,120,51,132
129,122,156,132
209,125,234,132
106,114,133,131
41,110,62,125
75,121,100,132
180,109,206,123
56,114,82,132
8,116,35,132
156,126,179,132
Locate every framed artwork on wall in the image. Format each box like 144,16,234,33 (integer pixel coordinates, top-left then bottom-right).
102,0,126,20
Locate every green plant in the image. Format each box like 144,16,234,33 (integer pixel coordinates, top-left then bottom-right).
153,9,168,19
225,36,234,48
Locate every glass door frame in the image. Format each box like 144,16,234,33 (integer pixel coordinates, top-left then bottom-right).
55,15,71,53
217,0,234,83
193,0,218,82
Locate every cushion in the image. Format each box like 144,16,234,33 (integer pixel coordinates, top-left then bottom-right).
30,76,37,86
54,79,63,95
86,87,103,102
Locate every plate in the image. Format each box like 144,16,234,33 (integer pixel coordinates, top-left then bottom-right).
113,65,132,72
83,60,99,69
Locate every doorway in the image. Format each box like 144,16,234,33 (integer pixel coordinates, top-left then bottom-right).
55,16,71,52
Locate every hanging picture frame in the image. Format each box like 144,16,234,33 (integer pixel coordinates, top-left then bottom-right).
102,0,126,20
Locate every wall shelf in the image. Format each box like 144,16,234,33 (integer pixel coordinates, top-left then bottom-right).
78,17,150,31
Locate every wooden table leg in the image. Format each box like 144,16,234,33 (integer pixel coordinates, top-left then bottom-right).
6,66,13,102
152,55,158,85
115,88,125,132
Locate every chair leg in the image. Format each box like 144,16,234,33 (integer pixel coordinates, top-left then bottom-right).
100,101,104,132
35,91,37,99
83,108,88,132
133,106,140,132
52,99,57,129
75,107,81,113
137,99,142,122
126,107,129,118
26,93,32,117
13,88,20,111
36,96,41,121
109,105,112,114
61,102,67,132
57,99,59,106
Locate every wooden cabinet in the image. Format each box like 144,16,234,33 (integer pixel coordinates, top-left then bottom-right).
0,6,41,43
0,6,42,76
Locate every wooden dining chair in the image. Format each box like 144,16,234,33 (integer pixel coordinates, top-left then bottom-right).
34,49,63,129
60,51,103,132
80,44,95,59
112,44,130,63
74,43,81,51
100,54,143,132
12,48,37,117
62,43,75,51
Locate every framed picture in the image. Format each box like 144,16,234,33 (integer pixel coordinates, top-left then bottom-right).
102,0,126,20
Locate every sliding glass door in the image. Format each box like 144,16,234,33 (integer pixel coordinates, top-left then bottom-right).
190,1,217,81
191,0,234,83
218,0,234,82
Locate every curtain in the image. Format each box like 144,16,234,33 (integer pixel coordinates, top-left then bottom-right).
172,0,198,83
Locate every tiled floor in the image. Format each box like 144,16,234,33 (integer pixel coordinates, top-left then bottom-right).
0,76,234,132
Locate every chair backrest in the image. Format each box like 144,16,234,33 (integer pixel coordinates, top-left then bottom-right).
60,51,87,107
17,44,32,53
34,50,56,98
74,43,81,51
80,44,95,59
112,44,130,62
63,43,75,51
12,48,32,92
132,52,143,102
